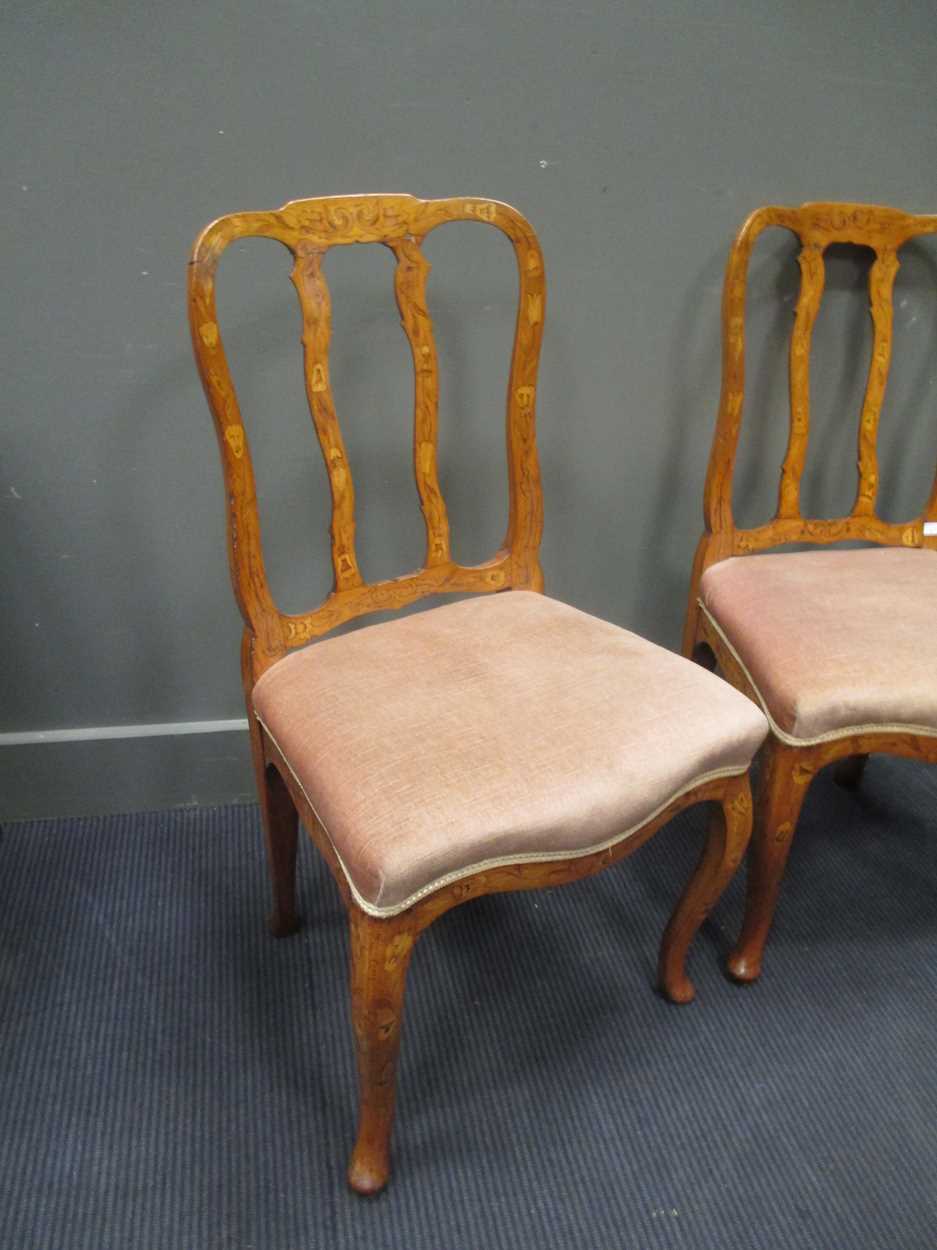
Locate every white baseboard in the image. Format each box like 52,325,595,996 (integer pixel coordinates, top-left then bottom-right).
0,719,249,747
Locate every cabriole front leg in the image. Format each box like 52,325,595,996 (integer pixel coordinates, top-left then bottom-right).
347,907,416,1195
658,772,753,1004
727,741,814,983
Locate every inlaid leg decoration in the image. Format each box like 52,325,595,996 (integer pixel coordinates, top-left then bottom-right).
260,762,301,938
658,772,753,1004
347,908,416,1196
833,753,868,791
727,742,814,983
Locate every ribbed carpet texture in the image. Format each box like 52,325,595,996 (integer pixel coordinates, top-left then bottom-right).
2,755,936,1250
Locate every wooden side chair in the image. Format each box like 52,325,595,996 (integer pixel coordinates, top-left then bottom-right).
188,194,768,1194
684,202,937,984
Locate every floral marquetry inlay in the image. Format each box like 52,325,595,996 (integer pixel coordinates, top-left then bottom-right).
285,196,413,242
463,200,497,221
224,426,244,458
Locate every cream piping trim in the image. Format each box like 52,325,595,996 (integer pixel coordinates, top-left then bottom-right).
698,600,937,748
256,710,748,919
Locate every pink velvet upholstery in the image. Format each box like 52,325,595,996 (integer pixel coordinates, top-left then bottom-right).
252,591,767,915
700,546,937,744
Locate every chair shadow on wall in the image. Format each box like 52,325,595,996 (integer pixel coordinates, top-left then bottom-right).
873,237,937,516
630,244,729,646
632,233,796,640
107,299,299,806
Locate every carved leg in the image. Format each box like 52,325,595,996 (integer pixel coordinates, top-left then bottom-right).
658,772,753,1004
833,753,868,791
347,908,415,1195
727,741,814,983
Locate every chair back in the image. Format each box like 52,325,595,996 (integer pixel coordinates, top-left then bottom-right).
188,195,546,677
700,202,937,566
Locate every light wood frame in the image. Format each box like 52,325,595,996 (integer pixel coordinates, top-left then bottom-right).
190,194,755,1193
683,202,937,983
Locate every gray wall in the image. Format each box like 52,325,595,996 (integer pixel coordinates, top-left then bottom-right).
3,0,937,817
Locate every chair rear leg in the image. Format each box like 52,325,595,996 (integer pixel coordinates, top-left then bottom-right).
246,700,301,938
260,761,301,938
833,753,868,791
658,772,753,1004
681,595,705,661
347,908,415,1195
727,741,814,983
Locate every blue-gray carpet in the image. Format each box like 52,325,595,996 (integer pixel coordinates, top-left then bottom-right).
2,755,936,1250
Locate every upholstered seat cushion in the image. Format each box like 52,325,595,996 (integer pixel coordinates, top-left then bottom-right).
700,546,937,744
253,591,768,916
